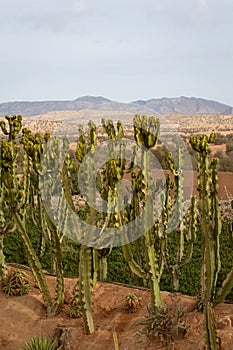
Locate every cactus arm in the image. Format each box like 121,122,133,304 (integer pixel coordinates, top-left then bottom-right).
145,227,163,307
0,173,7,281
98,250,110,281
12,211,53,313
52,230,64,315
0,234,7,281
43,206,65,315
92,249,99,287
179,195,197,268
214,268,233,306
121,241,147,279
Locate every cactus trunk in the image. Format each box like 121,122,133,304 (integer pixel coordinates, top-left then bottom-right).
77,245,95,334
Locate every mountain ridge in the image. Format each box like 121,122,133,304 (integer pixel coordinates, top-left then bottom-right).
0,96,232,116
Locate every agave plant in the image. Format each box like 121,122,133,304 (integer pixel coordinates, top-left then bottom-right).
68,293,82,318
133,305,189,347
19,336,59,350
125,293,139,313
1,269,31,296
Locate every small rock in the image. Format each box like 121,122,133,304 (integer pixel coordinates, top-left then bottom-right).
217,317,232,329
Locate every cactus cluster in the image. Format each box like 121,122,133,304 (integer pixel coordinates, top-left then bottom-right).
0,116,68,316
2,114,233,349
0,116,54,313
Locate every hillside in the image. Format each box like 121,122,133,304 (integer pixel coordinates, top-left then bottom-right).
13,112,233,138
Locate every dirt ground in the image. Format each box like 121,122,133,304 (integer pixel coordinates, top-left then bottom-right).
1,267,233,350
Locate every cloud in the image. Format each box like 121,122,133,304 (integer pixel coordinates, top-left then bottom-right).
0,0,95,33
148,0,233,28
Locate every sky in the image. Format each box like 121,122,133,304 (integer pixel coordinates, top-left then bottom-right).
1,0,233,105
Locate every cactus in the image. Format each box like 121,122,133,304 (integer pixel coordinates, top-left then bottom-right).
133,115,163,309
3,122,73,316
100,116,163,309
190,133,220,350
159,146,197,291
72,120,99,334
103,115,164,309
99,119,148,280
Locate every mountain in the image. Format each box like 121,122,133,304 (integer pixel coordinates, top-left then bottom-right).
0,96,232,116
0,96,112,117
131,96,233,114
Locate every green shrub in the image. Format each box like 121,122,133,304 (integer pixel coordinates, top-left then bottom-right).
4,213,233,303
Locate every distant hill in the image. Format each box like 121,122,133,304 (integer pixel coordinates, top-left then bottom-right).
0,95,232,116
131,96,233,114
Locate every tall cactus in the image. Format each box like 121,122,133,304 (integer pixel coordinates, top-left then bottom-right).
37,135,77,315
99,119,148,279
133,115,162,308
100,116,164,308
190,133,220,350
159,146,197,291
72,120,98,334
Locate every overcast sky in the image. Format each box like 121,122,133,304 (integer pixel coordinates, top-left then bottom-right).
1,0,233,105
